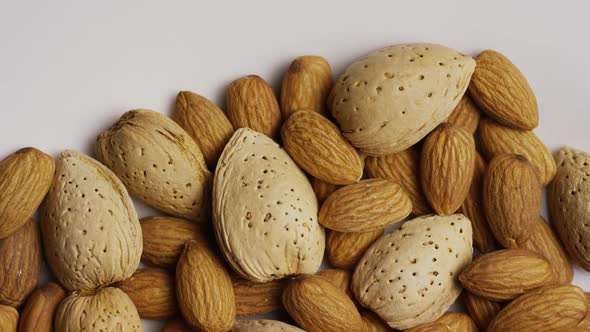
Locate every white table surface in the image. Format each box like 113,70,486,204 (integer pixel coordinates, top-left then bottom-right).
1,0,590,330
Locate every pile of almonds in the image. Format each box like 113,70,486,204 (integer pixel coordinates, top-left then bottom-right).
1,42,589,332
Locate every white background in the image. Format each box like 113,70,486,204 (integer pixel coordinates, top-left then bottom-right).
1,0,590,330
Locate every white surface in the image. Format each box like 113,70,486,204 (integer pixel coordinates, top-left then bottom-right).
1,0,590,330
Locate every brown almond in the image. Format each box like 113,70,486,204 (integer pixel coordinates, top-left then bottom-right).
365,147,431,215
437,312,478,332
174,91,235,169
313,177,341,206
0,305,18,331
317,269,354,301
226,75,282,139
326,229,383,269
282,110,363,185
463,291,503,331
231,272,285,317
446,94,481,134
421,124,475,215
319,179,412,232
281,55,332,119
360,311,391,332
405,322,449,332
18,282,65,332
162,319,192,332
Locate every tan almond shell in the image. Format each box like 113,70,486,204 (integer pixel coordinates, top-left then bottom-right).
330,43,475,156
96,109,212,221
214,128,325,282
327,228,384,269
18,282,66,331
55,287,142,332
232,319,305,332
352,214,473,330
41,150,142,291
463,291,503,331
0,305,18,331
446,94,481,134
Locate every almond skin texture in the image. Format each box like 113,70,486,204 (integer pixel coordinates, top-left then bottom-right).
319,179,412,232
18,282,65,332
0,147,54,239
55,287,142,332
96,109,212,221
478,118,556,186
469,50,538,130
312,177,340,206
282,275,362,332
232,320,305,332
226,75,282,139
282,110,363,185
360,311,391,332
176,240,235,332
281,55,333,119
162,319,192,332
0,218,41,307
231,273,286,317
488,285,587,332
408,312,478,332
0,305,18,332
483,154,541,248
317,269,354,301
405,322,448,332
446,94,481,134
140,216,207,268
463,292,502,331
174,91,235,169
327,228,384,269
115,268,177,320
549,147,590,271
421,124,475,215
459,249,554,301
365,147,431,215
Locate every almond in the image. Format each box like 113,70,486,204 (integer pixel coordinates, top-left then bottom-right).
317,269,354,301
365,147,431,215
319,179,412,232
281,55,332,119
231,272,286,317
0,218,41,307
421,124,475,215
226,75,282,139
407,312,478,332
282,110,363,185
405,322,448,332
162,319,192,332
115,268,177,320
312,177,340,206
0,147,54,239
176,240,235,331
463,291,503,331
233,320,305,332
18,282,65,332
459,249,554,301
360,311,391,332
469,50,538,130
0,305,18,331
446,94,481,134
326,228,384,269
174,91,235,169
282,275,362,332
478,118,556,186
488,285,587,332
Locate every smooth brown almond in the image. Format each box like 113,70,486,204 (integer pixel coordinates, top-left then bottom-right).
469,50,538,130
319,179,412,232
176,240,235,331
421,124,475,215
231,272,286,317
226,75,282,139
282,110,363,185
360,311,391,332
446,94,481,134
405,322,449,332
18,282,65,332
437,312,478,332
282,275,362,332
115,268,177,320
326,229,383,269
0,148,54,239
313,177,341,206
162,319,192,332
0,305,18,331
316,269,354,302
463,291,502,331
174,91,235,169
281,55,332,119
365,147,431,215
488,285,587,332
459,249,554,301
0,219,41,307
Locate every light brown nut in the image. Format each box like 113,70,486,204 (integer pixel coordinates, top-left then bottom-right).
162,319,192,332
282,110,363,185
0,147,54,239
41,151,142,291
407,312,478,332
232,319,305,332
283,275,362,332
140,216,207,268
365,147,431,215
405,322,449,332
317,269,354,301
352,214,473,330
174,91,235,169
226,75,282,139
330,43,475,156
312,177,340,206
0,305,18,332
281,55,332,119
18,282,65,332
446,95,481,134
0,219,41,307
319,179,412,232
176,240,235,332
115,268,177,320
469,50,538,130
488,285,587,332
326,229,384,269
360,311,391,332
421,124,475,215
463,291,503,331
214,129,325,282
478,118,556,186
231,272,286,317
55,287,142,332
459,249,554,301
96,109,212,221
